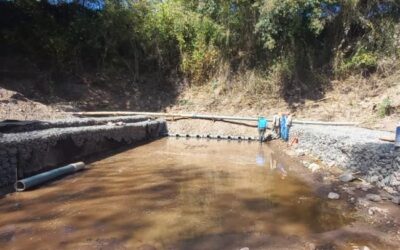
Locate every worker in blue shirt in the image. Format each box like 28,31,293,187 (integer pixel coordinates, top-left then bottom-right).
258,116,268,142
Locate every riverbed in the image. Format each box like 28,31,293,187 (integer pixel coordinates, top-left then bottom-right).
0,138,396,249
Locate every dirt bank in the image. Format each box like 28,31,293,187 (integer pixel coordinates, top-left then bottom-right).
0,88,69,120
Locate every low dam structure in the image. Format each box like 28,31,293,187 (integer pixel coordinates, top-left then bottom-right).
0,116,166,191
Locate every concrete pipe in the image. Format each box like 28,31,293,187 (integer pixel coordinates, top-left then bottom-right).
15,162,86,192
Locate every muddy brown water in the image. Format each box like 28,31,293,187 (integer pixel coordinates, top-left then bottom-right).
0,138,357,249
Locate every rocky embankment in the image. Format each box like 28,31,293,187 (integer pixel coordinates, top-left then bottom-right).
291,125,400,196
0,117,166,192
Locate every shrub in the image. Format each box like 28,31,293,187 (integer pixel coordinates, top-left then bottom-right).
339,50,378,76
377,97,392,118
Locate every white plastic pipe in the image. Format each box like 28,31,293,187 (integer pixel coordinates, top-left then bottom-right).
72,111,359,126
15,162,86,192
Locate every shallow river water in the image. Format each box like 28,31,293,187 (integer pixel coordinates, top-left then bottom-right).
0,138,355,249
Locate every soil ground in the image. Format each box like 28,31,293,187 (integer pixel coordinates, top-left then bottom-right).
0,88,69,120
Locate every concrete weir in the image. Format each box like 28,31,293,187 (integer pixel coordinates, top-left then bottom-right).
0,117,167,191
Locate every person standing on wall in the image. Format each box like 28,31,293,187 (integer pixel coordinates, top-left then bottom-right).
272,113,280,137
280,113,287,140
285,113,293,142
258,116,268,142
396,123,400,148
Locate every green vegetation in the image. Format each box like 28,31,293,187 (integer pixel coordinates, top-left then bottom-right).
1,0,399,94
378,97,392,118
340,50,378,75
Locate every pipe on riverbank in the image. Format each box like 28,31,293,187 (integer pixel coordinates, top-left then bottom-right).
169,133,262,142
72,111,359,126
15,162,85,192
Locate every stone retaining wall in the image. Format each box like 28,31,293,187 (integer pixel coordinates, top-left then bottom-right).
0,116,149,133
0,118,166,190
292,125,400,194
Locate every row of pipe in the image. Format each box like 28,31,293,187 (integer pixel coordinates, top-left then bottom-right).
169,133,261,141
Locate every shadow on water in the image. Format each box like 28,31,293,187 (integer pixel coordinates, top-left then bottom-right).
0,138,393,249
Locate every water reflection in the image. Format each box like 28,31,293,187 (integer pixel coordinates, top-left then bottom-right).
256,145,266,166
276,163,288,179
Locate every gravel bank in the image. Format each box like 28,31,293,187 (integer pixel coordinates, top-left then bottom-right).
292,125,400,194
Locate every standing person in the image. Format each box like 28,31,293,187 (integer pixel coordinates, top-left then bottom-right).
395,123,400,148
258,116,268,142
280,113,287,140
285,113,293,142
272,113,280,137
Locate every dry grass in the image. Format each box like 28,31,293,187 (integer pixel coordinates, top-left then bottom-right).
169,60,400,131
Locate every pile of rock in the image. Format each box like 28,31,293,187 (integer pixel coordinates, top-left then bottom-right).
291,125,400,195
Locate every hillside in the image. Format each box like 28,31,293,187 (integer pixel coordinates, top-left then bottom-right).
169,66,400,131
0,0,399,131
1,62,399,132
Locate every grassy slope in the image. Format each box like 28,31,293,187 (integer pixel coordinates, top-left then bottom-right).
0,57,399,131
168,66,400,131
